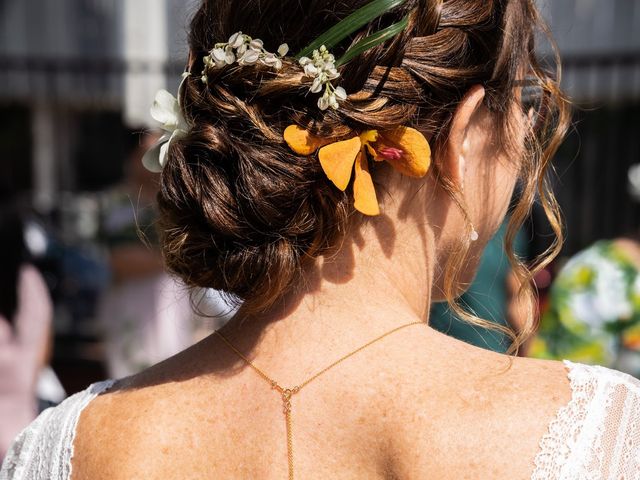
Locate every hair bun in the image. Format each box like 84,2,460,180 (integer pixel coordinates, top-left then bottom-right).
158,120,349,313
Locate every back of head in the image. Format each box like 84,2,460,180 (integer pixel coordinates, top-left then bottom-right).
158,0,567,323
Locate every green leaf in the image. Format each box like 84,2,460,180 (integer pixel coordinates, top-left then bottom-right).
335,16,409,67
294,0,407,60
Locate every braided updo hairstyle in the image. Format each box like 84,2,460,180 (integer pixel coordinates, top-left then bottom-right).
159,0,569,348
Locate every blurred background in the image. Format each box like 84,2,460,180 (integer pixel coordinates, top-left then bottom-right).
0,0,639,458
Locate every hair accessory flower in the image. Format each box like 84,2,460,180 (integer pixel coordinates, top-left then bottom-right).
299,46,346,111
142,72,190,173
199,0,410,110
284,125,431,216
200,31,289,84
143,0,412,172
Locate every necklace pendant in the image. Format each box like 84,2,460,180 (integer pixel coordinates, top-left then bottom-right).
282,389,293,414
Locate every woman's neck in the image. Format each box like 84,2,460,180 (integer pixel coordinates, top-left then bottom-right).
217,216,434,377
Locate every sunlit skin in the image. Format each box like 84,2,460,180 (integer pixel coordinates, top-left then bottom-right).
71,87,572,480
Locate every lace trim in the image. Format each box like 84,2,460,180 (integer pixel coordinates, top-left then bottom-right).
65,379,117,479
530,360,595,480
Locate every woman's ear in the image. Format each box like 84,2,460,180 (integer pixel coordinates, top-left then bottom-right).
444,85,486,191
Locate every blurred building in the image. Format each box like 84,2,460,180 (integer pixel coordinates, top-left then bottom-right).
0,0,197,210
0,0,199,392
540,0,640,254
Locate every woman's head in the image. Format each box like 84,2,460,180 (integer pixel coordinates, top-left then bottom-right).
158,0,568,347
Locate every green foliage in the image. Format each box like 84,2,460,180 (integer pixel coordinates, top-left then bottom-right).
295,0,407,60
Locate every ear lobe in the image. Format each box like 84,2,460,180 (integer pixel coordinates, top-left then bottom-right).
444,85,486,190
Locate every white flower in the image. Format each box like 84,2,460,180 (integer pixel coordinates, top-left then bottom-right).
304,64,319,76
278,43,289,57
334,86,347,101
310,76,323,93
224,46,236,64
228,32,244,49
211,48,227,68
249,39,264,50
239,49,260,65
201,32,289,78
262,53,277,64
326,67,340,80
142,75,190,173
262,53,282,69
236,43,248,56
318,91,330,111
300,45,345,111
564,252,634,329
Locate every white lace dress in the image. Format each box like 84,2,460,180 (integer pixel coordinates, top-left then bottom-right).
1,360,639,479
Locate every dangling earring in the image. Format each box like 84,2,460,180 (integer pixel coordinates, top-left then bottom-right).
469,222,480,243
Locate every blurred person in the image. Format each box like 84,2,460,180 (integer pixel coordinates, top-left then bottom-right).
0,197,53,460
4,2,640,480
97,133,206,377
530,165,640,375
531,239,640,376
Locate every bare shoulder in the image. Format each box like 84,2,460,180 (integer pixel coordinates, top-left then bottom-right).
391,324,572,401
391,327,574,479
71,343,219,479
417,327,573,421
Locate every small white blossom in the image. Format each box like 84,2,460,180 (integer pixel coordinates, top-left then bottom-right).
249,39,264,50
310,76,323,93
211,48,226,66
300,45,346,111
236,43,248,56
224,46,236,64
228,32,244,49
200,31,290,81
239,49,260,65
334,86,347,101
326,67,340,80
318,93,330,111
278,43,289,57
304,64,319,76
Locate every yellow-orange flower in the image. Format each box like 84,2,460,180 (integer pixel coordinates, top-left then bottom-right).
284,125,431,216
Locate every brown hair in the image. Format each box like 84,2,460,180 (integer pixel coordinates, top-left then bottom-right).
158,0,569,350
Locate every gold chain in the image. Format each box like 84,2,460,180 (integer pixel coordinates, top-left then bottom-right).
214,321,426,479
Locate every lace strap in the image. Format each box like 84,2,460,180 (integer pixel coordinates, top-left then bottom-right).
531,360,640,480
0,379,116,480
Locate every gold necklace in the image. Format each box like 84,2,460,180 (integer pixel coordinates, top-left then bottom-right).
214,321,426,480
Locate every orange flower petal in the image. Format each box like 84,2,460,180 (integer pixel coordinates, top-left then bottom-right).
353,150,380,216
284,125,333,156
318,136,362,191
376,126,431,177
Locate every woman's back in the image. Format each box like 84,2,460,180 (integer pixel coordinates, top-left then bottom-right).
68,330,600,479
5,328,640,479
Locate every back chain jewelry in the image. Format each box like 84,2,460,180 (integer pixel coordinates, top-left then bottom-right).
214,321,427,480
